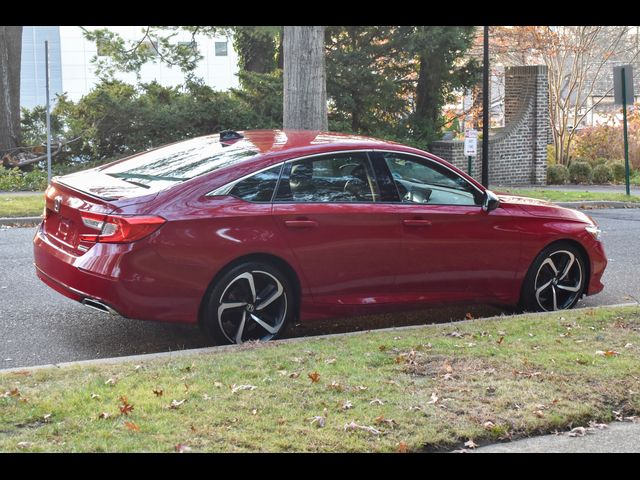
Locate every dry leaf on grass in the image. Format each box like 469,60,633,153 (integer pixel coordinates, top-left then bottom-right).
231,384,256,394
175,444,192,453
327,381,344,392
104,378,117,386
325,357,337,365
98,412,111,420
464,439,479,449
427,392,439,404
370,399,384,406
567,426,588,437
153,389,163,397
342,400,353,410
90,393,100,400
16,442,34,449
169,399,186,409
343,421,382,436
118,396,134,416
124,421,140,431
289,372,300,379
374,416,398,428
397,441,408,453
308,372,321,383
311,416,326,428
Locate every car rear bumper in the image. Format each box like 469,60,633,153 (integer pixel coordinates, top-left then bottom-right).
33,224,200,323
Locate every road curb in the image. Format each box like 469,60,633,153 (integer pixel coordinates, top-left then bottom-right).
0,216,41,227
1,302,637,374
555,201,640,209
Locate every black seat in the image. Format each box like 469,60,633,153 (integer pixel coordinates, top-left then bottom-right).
289,163,316,201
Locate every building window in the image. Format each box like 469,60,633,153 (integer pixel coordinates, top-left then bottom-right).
215,41,228,57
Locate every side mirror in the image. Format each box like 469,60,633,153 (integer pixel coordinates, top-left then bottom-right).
482,190,500,212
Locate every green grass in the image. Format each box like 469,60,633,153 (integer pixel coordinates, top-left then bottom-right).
1,306,640,452
0,194,45,218
497,189,640,203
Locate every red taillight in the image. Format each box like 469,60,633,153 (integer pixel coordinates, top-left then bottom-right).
79,212,166,243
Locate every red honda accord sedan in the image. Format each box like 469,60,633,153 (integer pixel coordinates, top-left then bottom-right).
34,130,607,344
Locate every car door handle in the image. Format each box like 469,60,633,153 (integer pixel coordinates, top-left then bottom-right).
284,220,319,228
403,219,432,227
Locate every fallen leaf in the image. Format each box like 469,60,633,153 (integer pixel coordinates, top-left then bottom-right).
496,336,505,345
327,381,344,392
202,393,212,401
119,396,134,416
98,412,111,420
464,439,479,449
354,385,368,391
379,345,387,351
134,364,143,371
16,442,34,449
483,421,495,429
175,444,192,453
42,414,52,423
231,384,256,394
447,331,463,338
169,399,186,409
8,388,20,397
184,384,190,393
153,388,163,397
589,421,608,430
124,421,140,431
90,393,100,400
251,409,258,415
308,372,320,384
311,416,326,428
534,410,545,418
567,426,588,437
104,378,117,386
427,392,439,404
277,370,288,376
374,416,398,428
342,400,353,410
397,441,408,453
343,421,382,436
370,399,385,406
214,381,224,388
465,312,474,320
289,372,300,379
325,358,337,365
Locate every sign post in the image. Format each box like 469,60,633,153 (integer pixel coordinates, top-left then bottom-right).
464,128,478,176
614,65,634,196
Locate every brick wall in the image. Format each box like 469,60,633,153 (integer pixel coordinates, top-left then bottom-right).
431,65,550,186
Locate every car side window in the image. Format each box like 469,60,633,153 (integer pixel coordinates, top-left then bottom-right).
383,153,481,206
228,164,282,202
275,152,377,203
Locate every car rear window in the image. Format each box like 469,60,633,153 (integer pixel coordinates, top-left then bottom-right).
99,135,258,190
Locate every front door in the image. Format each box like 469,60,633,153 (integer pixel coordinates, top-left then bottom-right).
372,151,522,305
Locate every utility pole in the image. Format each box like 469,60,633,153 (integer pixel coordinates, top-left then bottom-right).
45,40,52,185
481,26,490,188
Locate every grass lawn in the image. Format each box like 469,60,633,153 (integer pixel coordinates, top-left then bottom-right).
1,305,639,452
497,188,640,203
0,194,44,218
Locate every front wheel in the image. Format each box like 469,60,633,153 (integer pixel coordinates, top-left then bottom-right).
202,262,294,345
520,243,587,312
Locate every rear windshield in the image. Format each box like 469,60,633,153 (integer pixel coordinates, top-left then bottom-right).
99,135,258,190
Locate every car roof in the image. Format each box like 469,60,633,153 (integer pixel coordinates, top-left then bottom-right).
230,129,405,156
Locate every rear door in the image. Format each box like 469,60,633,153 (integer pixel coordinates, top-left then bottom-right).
272,151,403,305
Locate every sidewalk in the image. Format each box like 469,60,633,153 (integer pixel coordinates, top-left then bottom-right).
474,422,640,453
497,184,640,195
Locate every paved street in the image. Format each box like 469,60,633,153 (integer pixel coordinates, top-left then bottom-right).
1,208,639,369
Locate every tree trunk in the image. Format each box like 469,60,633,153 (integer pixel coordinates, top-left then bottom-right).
283,26,328,130
0,26,23,155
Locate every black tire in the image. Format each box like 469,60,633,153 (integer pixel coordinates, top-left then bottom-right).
202,261,294,345
520,242,587,312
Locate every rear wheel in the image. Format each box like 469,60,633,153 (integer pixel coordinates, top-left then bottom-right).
202,262,294,345
520,243,586,312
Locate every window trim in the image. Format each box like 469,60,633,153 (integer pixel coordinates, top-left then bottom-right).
371,150,485,207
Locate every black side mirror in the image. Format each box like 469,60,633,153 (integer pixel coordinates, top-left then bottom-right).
482,190,500,212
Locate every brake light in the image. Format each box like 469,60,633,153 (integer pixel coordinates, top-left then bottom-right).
79,212,166,243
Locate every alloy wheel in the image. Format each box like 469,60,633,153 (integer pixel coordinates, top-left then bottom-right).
217,270,288,344
533,250,583,311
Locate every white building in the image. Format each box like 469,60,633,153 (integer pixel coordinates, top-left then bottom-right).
21,26,240,109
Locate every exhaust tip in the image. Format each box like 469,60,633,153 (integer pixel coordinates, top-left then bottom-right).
82,298,119,316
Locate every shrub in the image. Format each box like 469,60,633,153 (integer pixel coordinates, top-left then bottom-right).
568,161,593,184
593,157,608,167
0,167,48,191
592,163,614,184
547,164,569,184
607,160,626,183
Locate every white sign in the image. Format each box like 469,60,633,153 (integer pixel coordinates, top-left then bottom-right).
464,129,478,156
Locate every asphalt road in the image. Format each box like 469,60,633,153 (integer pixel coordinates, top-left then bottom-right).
1,208,639,369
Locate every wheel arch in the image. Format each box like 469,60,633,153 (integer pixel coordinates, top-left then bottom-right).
197,252,302,327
